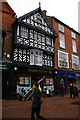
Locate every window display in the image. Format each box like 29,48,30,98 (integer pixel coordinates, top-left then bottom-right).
17,76,31,93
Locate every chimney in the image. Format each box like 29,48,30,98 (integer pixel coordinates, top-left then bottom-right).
43,10,47,16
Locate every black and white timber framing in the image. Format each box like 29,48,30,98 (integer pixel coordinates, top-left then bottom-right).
12,7,57,71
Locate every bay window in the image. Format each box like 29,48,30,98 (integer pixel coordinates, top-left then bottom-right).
30,50,43,66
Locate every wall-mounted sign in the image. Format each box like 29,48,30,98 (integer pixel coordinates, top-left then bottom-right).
28,69,47,73
0,62,12,71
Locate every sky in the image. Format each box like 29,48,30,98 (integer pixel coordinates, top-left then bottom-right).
6,0,80,32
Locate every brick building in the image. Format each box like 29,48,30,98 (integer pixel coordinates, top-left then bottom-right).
0,1,16,99
44,12,80,95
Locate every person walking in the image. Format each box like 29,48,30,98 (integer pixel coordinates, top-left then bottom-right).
60,83,64,97
31,82,46,120
69,83,73,98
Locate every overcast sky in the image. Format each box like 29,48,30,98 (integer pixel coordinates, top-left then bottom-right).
6,0,80,32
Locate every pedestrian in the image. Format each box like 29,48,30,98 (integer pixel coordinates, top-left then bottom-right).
31,82,46,120
60,83,64,97
69,83,73,98
73,84,78,98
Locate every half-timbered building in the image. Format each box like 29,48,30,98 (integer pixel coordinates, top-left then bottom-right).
12,6,57,96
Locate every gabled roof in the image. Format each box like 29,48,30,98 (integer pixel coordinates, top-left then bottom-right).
18,7,57,38
0,1,16,16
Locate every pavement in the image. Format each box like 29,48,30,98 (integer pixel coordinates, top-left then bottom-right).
1,93,80,120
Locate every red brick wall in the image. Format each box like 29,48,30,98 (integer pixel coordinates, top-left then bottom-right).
0,2,15,61
52,18,80,72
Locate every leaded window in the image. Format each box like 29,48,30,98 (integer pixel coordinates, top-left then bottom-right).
21,26,28,38
46,36,51,46
30,50,43,66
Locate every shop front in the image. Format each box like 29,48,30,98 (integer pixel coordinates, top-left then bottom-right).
13,65,55,98
1,61,12,99
55,70,80,95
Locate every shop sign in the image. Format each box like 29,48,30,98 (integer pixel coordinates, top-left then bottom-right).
0,62,12,71
28,69,47,73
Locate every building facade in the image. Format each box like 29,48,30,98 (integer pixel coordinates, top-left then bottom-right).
12,7,57,97
43,11,80,95
52,17,80,94
0,1,16,99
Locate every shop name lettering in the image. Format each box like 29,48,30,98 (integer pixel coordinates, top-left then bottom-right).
28,69,47,73
0,65,7,70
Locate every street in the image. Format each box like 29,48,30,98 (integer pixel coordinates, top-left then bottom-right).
2,94,80,120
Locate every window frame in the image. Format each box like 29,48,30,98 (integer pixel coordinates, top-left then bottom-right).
72,39,77,53
59,33,65,49
58,50,69,68
30,49,43,66
71,32,76,39
58,24,64,33
72,55,79,70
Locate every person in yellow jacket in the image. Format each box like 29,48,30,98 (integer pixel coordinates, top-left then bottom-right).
32,83,42,94
38,84,42,93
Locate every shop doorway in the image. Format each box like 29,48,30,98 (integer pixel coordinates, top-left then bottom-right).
2,72,10,99
60,78,66,94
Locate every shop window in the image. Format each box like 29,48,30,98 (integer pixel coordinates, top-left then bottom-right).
17,76,31,94
46,78,53,85
58,50,69,68
43,78,54,92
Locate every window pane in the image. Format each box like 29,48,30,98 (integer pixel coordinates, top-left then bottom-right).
58,24,64,33
59,33,65,48
46,36,51,45
72,40,77,53
30,51,34,65
72,55,79,70
58,50,69,68
21,26,28,38
71,32,76,39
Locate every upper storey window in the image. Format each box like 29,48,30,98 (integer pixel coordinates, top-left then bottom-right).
71,32,76,39
36,13,42,24
22,12,53,35
58,24,64,33
21,26,28,39
46,36,51,46
59,33,65,49
72,40,77,53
